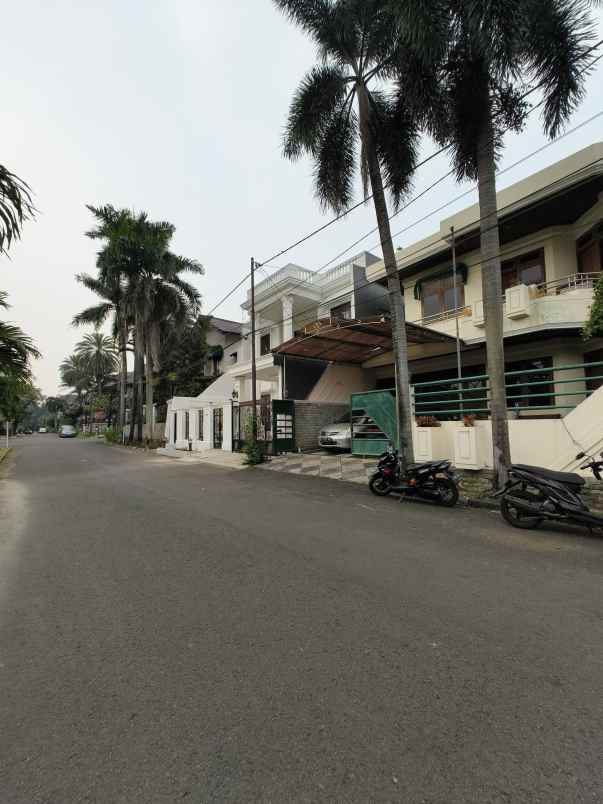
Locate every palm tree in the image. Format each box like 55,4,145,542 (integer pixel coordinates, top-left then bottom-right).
273,0,430,468
60,353,93,427
75,331,118,392
391,0,598,485
79,205,136,434
0,165,35,253
0,291,40,382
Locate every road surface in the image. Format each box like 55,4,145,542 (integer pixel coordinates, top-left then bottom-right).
1,436,602,802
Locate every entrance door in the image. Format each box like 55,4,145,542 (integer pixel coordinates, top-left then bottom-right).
173,412,178,444
213,408,223,449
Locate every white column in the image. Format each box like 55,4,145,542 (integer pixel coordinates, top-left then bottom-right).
282,295,294,342
222,402,233,452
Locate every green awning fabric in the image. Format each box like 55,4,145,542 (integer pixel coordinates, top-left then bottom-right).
413,263,468,300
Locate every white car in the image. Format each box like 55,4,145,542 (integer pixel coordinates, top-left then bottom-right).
38,427,48,433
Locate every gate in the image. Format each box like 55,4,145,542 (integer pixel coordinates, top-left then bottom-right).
232,400,295,455
213,407,223,449
351,390,396,456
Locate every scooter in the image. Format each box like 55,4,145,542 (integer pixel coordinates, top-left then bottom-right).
495,452,603,531
369,447,459,507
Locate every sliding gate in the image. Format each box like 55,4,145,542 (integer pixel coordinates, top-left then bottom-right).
351,390,397,456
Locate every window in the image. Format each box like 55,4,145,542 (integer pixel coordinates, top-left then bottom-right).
260,333,271,355
184,411,190,441
331,301,352,320
198,410,204,440
506,357,553,410
501,249,545,292
577,225,603,274
585,349,603,393
230,351,238,364
421,273,465,319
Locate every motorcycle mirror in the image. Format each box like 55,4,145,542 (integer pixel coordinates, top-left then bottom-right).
575,452,585,459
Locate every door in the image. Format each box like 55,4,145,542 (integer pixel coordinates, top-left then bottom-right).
272,400,295,454
173,412,178,444
213,408,223,449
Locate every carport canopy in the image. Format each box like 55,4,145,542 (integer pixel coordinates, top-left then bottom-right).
273,317,461,364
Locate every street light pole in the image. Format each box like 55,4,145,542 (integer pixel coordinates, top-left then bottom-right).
250,257,258,440
451,226,463,413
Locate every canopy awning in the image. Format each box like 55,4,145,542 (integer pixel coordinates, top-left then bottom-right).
274,317,461,365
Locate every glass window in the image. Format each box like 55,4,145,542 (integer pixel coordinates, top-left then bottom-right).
184,411,190,441
260,334,271,355
198,410,204,440
331,301,352,320
585,349,603,393
230,352,238,364
421,274,465,318
501,249,545,291
577,226,603,274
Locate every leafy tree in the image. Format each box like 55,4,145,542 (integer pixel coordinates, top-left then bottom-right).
392,0,598,484
584,273,603,340
0,165,35,253
274,0,430,468
75,330,118,392
0,378,41,432
0,291,40,382
155,315,211,405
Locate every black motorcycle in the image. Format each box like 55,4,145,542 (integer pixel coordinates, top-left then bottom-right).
369,447,459,507
496,452,603,531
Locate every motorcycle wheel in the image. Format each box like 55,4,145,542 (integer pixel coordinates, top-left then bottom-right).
434,478,459,507
369,475,392,497
500,496,543,529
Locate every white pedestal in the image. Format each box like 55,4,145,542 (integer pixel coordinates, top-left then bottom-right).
454,426,483,469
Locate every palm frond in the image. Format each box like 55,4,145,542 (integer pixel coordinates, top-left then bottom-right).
314,103,358,212
0,165,35,253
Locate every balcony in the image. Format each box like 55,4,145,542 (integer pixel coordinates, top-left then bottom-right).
413,273,600,341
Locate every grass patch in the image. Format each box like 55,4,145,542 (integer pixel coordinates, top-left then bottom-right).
0,447,11,464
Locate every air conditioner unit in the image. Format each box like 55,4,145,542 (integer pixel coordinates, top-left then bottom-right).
472,299,485,327
505,283,531,319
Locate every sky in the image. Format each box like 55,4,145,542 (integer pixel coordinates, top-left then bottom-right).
2,1,603,396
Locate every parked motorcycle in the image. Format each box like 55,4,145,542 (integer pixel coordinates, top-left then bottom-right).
369,447,459,507
495,452,603,531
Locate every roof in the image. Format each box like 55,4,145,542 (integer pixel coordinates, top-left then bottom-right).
204,316,242,335
274,317,459,364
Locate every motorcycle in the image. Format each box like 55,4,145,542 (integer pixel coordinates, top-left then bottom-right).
369,447,459,507
495,452,603,531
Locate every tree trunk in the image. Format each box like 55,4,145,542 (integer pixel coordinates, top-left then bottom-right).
135,321,144,443
476,101,511,488
128,361,138,443
145,335,154,441
357,83,414,471
118,319,128,435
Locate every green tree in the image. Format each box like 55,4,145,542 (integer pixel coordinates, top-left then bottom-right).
0,165,35,253
584,274,603,340
0,291,40,382
75,331,118,393
392,0,597,484
274,0,429,468
155,315,210,405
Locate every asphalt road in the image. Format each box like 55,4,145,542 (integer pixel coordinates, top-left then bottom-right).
1,436,602,803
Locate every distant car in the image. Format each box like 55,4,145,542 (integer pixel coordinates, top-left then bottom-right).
59,425,77,438
23,429,33,435
319,413,352,451
38,427,48,434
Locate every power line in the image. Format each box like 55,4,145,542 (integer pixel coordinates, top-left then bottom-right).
207,40,603,318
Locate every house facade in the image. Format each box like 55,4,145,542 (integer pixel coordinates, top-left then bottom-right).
166,142,603,467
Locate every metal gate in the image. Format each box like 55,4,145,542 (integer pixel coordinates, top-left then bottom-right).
232,400,295,455
213,407,223,449
351,390,396,456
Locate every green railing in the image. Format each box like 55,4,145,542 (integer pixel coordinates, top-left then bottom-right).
412,361,603,418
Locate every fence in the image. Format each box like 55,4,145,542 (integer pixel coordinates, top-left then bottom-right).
412,361,603,419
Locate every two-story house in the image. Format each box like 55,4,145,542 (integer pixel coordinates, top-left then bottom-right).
167,142,603,468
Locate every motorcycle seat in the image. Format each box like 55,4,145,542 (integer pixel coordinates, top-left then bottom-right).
512,464,585,487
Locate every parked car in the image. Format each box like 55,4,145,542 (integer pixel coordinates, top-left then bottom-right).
59,425,77,438
319,413,352,451
23,429,33,435
38,427,48,433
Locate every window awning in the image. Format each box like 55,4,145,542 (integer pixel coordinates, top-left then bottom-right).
413,263,468,300
274,317,461,365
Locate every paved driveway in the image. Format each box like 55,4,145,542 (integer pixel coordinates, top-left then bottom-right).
1,437,602,802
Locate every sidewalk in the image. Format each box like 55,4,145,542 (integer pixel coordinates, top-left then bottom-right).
156,447,247,471
260,452,377,485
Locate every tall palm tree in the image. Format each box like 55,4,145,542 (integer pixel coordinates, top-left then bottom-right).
274,0,430,468
75,331,118,393
80,205,136,433
0,291,40,382
0,165,35,253
60,353,93,426
391,0,597,485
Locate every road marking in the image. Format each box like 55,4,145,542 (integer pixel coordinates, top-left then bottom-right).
357,503,376,512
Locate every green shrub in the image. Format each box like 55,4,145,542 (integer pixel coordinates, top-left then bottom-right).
243,416,265,465
104,428,122,444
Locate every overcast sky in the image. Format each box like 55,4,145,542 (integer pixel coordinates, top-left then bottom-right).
2,1,603,395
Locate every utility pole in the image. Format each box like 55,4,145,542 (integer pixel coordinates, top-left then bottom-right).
250,257,258,440
451,226,463,413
